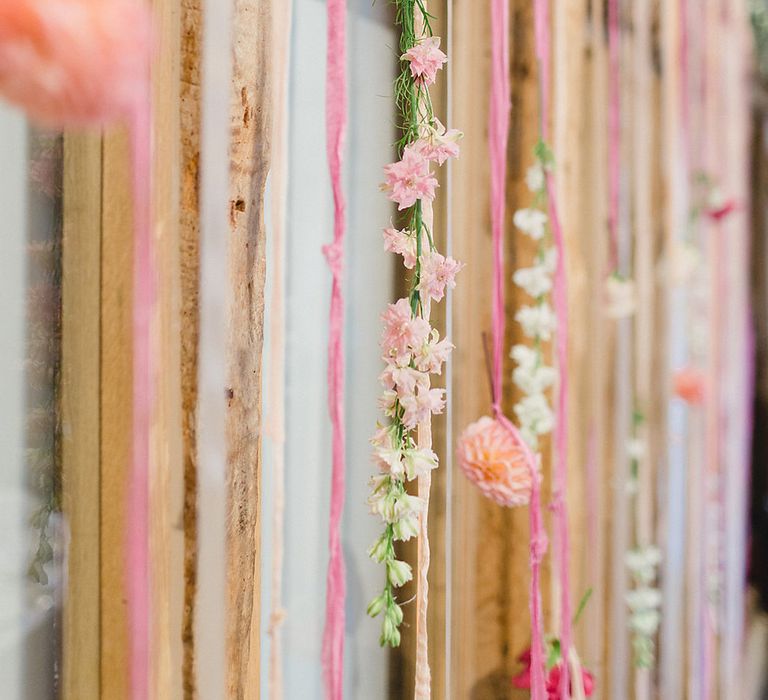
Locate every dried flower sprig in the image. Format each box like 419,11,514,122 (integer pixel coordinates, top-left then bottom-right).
366,0,462,647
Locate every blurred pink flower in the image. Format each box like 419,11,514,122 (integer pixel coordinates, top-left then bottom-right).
402,36,447,86
0,0,151,127
400,386,445,429
673,366,706,405
457,416,535,507
382,148,438,210
418,251,463,302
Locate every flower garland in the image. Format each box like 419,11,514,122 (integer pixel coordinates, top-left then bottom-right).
366,0,462,653
511,146,558,452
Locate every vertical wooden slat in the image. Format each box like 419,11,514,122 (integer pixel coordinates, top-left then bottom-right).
225,1,273,696
61,133,103,700
100,127,134,700
150,0,185,695
180,0,202,695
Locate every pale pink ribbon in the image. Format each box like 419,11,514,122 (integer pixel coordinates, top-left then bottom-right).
128,89,153,700
533,0,574,696
607,0,620,271
321,1,347,698
490,0,547,697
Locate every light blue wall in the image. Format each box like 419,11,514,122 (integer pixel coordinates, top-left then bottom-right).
261,2,397,697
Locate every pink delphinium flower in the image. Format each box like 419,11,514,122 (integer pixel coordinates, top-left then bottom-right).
383,227,418,268
413,332,453,374
382,148,438,210
418,251,463,302
380,298,431,363
412,126,462,165
400,386,446,429
401,36,447,86
457,416,535,507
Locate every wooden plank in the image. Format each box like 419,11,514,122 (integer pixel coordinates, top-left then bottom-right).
180,0,202,696
150,0,185,696
100,126,134,700
225,0,273,696
61,132,102,700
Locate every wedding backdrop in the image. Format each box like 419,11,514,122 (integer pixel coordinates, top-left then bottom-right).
0,0,766,699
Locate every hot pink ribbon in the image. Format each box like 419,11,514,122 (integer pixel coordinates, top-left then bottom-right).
322,1,348,698
489,1,547,697
128,92,153,700
533,0,574,696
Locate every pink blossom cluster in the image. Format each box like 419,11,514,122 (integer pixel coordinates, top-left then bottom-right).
402,36,447,86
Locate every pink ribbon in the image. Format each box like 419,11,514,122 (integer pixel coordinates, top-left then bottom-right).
128,91,152,700
490,1,547,696
607,0,620,270
322,1,347,698
533,0,573,696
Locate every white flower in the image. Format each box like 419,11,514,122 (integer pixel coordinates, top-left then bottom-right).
625,478,639,496
367,486,397,523
513,265,552,297
626,587,662,611
629,609,661,636
378,390,398,417
525,162,545,192
394,492,424,520
515,303,557,340
393,514,420,541
605,276,636,319
542,247,558,274
513,208,548,240
403,447,438,481
626,546,661,584
510,343,538,371
668,240,701,286
514,393,554,436
368,533,390,562
512,363,557,395
387,559,413,587
626,438,646,461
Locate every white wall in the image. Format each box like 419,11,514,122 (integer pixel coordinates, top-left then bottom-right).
261,1,397,696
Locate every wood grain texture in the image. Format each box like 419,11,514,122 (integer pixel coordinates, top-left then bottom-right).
61,133,103,700
180,0,202,696
150,0,185,696
225,0,273,696
100,126,134,700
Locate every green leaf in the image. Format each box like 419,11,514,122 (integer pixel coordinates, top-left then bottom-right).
546,638,562,670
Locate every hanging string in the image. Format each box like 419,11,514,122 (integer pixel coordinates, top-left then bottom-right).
489,1,547,697
607,0,620,272
532,0,573,697
266,0,293,696
444,0,455,695
321,0,348,697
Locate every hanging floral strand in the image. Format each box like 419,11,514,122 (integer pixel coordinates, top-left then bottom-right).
366,0,462,666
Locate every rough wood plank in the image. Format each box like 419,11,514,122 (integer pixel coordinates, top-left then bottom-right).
100,127,134,700
180,0,202,696
150,0,185,696
61,132,102,700
225,1,273,696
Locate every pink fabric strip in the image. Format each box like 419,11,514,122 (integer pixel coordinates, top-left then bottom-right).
489,1,546,697
128,92,153,700
607,0,620,271
321,1,348,698
533,0,573,696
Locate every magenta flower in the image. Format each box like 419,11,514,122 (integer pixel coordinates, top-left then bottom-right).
383,226,418,268
380,298,431,363
418,251,463,302
382,148,438,210
402,36,447,86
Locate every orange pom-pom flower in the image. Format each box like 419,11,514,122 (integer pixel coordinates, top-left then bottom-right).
457,416,537,507
673,366,706,405
0,0,151,127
